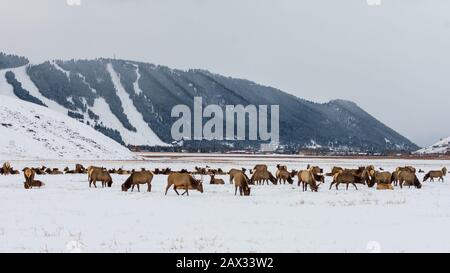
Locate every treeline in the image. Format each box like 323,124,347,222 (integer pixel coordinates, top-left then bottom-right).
0,52,29,69
4,71,46,107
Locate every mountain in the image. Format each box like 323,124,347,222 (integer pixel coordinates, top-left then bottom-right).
414,137,450,155
0,53,418,153
0,95,138,160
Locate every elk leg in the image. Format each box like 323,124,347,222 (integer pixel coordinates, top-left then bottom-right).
352,183,358,190
346,183,349,190
235,186,238,196
335,182,339,190
147,183,151,192
131,184,135,192
239,187,243,196
137,184,140,192
174,186,180,196
329,182,335,190
165,184,171,195
93,181,97,188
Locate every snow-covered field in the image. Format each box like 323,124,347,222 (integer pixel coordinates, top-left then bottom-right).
0,155,449,253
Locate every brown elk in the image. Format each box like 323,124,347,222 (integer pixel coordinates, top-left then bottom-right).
368,170,394,188
398,171,422,189
209,174,225,185
165,173,204,196
392,166,416,186
276,168,296,184
1,162,12,175
233,171,251,196
24,180,45,189
121,171,154,192
297,168,320,192
326,166,343,177
423,167,447,182
228,168,248,184
329,170,363,190
88,167,112,188
250,169,277,185
23,167,36,189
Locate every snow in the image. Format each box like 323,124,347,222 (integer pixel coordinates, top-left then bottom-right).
2,66,69,114
0,95,138,160
415,137,450,155
132,64,143,95
0,70,18,98
106,63,168,146
0,155,449,252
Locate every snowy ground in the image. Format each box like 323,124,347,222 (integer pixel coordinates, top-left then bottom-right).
0,155,449,253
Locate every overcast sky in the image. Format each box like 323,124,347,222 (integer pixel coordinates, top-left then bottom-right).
1,0,449,146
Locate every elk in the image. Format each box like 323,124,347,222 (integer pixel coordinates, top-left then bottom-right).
23,168,36,189
368,170,394,188
165,173,204,196
423,167,447,182
392,166,416,186
228,168,248,184
276,169,295,185
297,168,319,192
121,170,154,192
24,180,45,189
398,171,422,189
250,169,277,185
88,167,112,188
329,170,363,190
233,171,251,196
209,174,225,185
1,162,12,175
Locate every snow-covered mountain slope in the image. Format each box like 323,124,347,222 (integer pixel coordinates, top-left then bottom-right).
0,52,419,152
415,137,450,155
0,95,138,160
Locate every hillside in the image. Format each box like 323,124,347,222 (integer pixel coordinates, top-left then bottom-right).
0,95,138,160
0,53,418,152
415,137,450,155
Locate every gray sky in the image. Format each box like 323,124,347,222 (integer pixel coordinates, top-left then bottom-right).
1,0,449,147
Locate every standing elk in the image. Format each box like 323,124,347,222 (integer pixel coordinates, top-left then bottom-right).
121,170,154,192
297,168,320,192
228,168,248,184
165,173,204,196
398,171,422,189
88,167,112,188
233,171,251,196
329,170,363,190
423,167,447,182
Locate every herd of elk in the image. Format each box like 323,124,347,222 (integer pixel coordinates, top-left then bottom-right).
2,161,448,194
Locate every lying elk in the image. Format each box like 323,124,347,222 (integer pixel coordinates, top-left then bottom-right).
24,180,45,189
23,167,36,188
88,167,112,188
329,170,363,190
121,171,154,192
233,171,251,196
165,173,204,196
209,174,225,185
423,167,447,182
297,168,320,192
1,162,12,175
